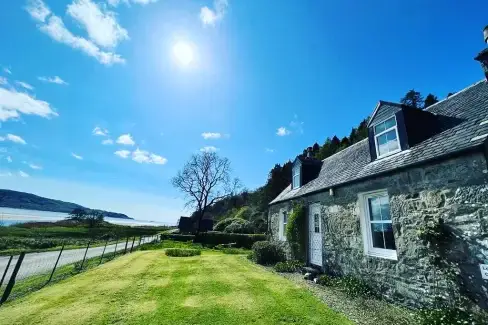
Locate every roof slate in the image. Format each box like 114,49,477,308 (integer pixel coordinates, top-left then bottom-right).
270,80,488,205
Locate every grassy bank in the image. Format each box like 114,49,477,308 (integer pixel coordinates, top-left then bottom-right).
0,220,170,255
0,251,352,325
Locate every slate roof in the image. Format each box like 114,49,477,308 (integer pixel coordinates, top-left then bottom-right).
270,79,488,205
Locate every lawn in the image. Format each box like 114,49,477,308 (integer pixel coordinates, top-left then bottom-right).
0,251,352,325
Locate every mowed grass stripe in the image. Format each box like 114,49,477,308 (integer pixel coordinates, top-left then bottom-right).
0,251,352,325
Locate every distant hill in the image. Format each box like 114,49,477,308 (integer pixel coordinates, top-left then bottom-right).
0,189,132,220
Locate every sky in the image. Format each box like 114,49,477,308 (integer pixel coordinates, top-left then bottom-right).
0,0,487,224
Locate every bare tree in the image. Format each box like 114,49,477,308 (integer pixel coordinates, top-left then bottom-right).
172,152,240,234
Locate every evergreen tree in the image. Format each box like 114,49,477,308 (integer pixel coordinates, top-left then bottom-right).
424,93,438,109
400,89,424,109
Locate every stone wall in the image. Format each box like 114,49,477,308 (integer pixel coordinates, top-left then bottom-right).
269,152,488,309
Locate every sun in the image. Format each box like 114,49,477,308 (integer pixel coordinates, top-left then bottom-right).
172,41,194,67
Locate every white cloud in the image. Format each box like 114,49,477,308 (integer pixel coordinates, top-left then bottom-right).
93,126,108,136
0,77,7,85
265,148,274,153
0,171,12,177
4,134,27,145
149,153,167,165
290,116,304,134
116,134,135,146
67,0,129,48
0,87,57,122
15,81,34,90
25,0,50,22
71,153,83,160
102,139,114,145
29,163,43,170
38,76,68,85
107,0,158,7
114,149,130,158
131,148,167,164
276,127,290,136
200,0,228,26
3,68,12,75
19,170,30,178
6,156,12,163
25,1,125,66
200,146,219,153
201,132,222,140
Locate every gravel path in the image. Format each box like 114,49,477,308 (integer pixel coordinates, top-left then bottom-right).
271,270,416,325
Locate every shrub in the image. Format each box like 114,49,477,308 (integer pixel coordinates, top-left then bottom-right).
234,206,252,220
222,248,248,255
285,203,307,261
160,234,195,242
273,260,303,273
214,218,242,232
165,248,201,257
316,274,335,286
224,219,255,234
195,232,266,249
251,241,286,265
415,308,486,325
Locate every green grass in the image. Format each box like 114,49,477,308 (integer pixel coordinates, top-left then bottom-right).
0,251,352,325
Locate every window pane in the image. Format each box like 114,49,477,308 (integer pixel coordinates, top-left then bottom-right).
380,196,391,221
374,122,386,134
383,223,396,250
377,133,388,156
384,117,396,130
314,214,320,233
371,223,385,249
385,129,399,151
368,198,381,221
283,212,288,224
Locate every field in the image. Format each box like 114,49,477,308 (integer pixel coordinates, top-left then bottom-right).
0,251,352,325
0,221,168,255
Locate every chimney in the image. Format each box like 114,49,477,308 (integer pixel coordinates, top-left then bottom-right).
306,147,313,158
475,25,488,80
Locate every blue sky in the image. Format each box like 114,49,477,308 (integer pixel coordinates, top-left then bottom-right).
0,0,487,223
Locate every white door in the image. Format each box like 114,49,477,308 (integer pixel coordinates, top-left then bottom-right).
309,204,323,266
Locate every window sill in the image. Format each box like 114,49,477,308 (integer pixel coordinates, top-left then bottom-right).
366,249,398,261
376,148,401,160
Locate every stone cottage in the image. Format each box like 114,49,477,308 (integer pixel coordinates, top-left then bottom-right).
268,28,488,309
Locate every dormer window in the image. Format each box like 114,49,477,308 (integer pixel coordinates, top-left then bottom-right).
292,164,301,189
373,116,401,158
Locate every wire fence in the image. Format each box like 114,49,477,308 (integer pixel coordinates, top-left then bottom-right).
0,234,159,305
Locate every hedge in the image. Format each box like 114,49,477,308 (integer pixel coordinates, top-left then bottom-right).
160,234,195,242
161,232,266,249
194,232,266,249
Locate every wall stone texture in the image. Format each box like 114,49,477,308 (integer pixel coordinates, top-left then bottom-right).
269,152,488,310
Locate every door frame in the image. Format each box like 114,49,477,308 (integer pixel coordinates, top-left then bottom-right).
308,203,323,267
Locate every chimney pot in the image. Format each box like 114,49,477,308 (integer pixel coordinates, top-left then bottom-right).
484,25,488,44
306,147,313,158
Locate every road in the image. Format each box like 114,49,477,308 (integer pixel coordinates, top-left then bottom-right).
0,235,158,282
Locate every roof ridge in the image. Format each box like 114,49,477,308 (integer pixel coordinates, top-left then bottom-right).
321,138,368,162
425,79,486,112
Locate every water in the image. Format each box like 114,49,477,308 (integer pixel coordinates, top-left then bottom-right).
0,207,171,227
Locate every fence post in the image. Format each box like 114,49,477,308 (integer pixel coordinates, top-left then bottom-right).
114,238,119,258
138,236,142,248
47,244,64,284
80,242,91,270
124,237,129,254
99,240,109,265
0,256,13,289
0,252,25,305
129,237,136,253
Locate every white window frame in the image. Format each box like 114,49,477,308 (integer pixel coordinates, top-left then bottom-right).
279,210,288,241
358,190,398,260
373,116,401,159
292,164,301,189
